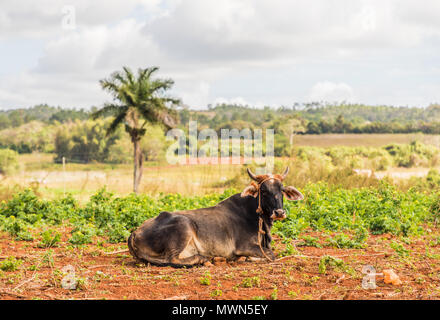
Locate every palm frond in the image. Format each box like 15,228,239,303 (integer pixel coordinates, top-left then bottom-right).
91,103,124,120
106,109,128,136
142,67,160,81
122,66,135,86
149,79,175,93
97,66,179,135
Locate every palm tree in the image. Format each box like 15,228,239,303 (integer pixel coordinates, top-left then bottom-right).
93,66,180,193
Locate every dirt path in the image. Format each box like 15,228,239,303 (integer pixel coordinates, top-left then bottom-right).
1,230,439,300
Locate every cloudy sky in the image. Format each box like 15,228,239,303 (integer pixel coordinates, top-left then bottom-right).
1,0,439,110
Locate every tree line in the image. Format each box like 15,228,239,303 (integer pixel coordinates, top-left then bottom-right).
2,102,440,134
1,66,440,193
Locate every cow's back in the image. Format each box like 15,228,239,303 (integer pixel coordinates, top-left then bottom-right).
128,193,259,265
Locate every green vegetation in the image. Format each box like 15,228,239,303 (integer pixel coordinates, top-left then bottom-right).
185,103,440,135
54,119,122,164
37,229,61,248
0,182,437,247
289,141,440,171
241,276,261,288
0,257,23,272
200,271,212,285
2,103,440,160
0,104,89,131
0,121,55,153
0,148,19,175
318,255,346,274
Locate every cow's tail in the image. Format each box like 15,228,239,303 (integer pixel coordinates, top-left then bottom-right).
127,232,139,260
127,231,179,267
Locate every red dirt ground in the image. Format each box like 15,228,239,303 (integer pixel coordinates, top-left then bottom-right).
1,228,440,300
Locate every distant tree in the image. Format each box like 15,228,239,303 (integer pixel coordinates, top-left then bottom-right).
49,108,89,123
54,119,119,163
92,66,180,193
279,118,306,145
306,121,321,134
9,111,24,127
0,114,11,130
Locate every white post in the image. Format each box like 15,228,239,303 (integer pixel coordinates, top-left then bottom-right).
62,156,66,196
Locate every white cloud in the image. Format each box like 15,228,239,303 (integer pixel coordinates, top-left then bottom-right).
148,0,440,64
0,0,162,39
0,0,440,109
307,82,356,103
0,18,162,108
178,81,211,109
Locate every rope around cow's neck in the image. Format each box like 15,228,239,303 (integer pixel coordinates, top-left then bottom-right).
255,176,282,262
257,216,273,261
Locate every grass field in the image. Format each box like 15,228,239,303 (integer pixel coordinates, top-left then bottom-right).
8,154,242,200
1,133,440,300
293,133,440,147
0,184,439,300
1,133,438,201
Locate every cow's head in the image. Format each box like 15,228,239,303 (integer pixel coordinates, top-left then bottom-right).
240,167,304,220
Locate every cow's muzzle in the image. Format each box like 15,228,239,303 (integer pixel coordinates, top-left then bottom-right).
271,209,287,221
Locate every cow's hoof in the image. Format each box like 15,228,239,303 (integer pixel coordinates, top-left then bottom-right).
236,256,247,264
213,257,227,266
203,261,213,267
246,257,265,262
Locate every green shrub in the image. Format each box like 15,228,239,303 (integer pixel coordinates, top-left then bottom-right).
38,229,61,248
0,183,436,247
0,257,23,271
0,148,19,175
53,119,124,164
107,223,130,243
318,255,345,274
1,217,34,241
69,225,95,245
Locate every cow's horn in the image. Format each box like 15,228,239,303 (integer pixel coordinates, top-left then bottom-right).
247,168,258,181
281,167,289,180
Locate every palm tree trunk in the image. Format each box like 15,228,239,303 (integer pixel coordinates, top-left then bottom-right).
133,138,143,193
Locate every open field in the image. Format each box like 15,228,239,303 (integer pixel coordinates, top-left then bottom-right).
3,144,440,201
6,154,242,200
7,164,440,201
1,133,440,300
293,133,440,148
0,181,439,300
1,229,440,300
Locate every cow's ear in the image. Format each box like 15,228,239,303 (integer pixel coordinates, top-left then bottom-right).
282,186,304,201
241,184,258,198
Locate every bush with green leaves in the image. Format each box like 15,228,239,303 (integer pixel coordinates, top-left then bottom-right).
0,183,436,246
0,148,19,175
53,119,123,164
318,255,346,274
38,229,61,248
0,257,23,271
0,121,56,154
290,141,440,173
69,225,96,245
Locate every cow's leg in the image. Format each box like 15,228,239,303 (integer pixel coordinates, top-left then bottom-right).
234,245,276,261
130,214,209,267
170,254,208,266
164,221,210,267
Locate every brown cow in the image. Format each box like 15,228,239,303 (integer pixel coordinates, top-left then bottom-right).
128,167,304,267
